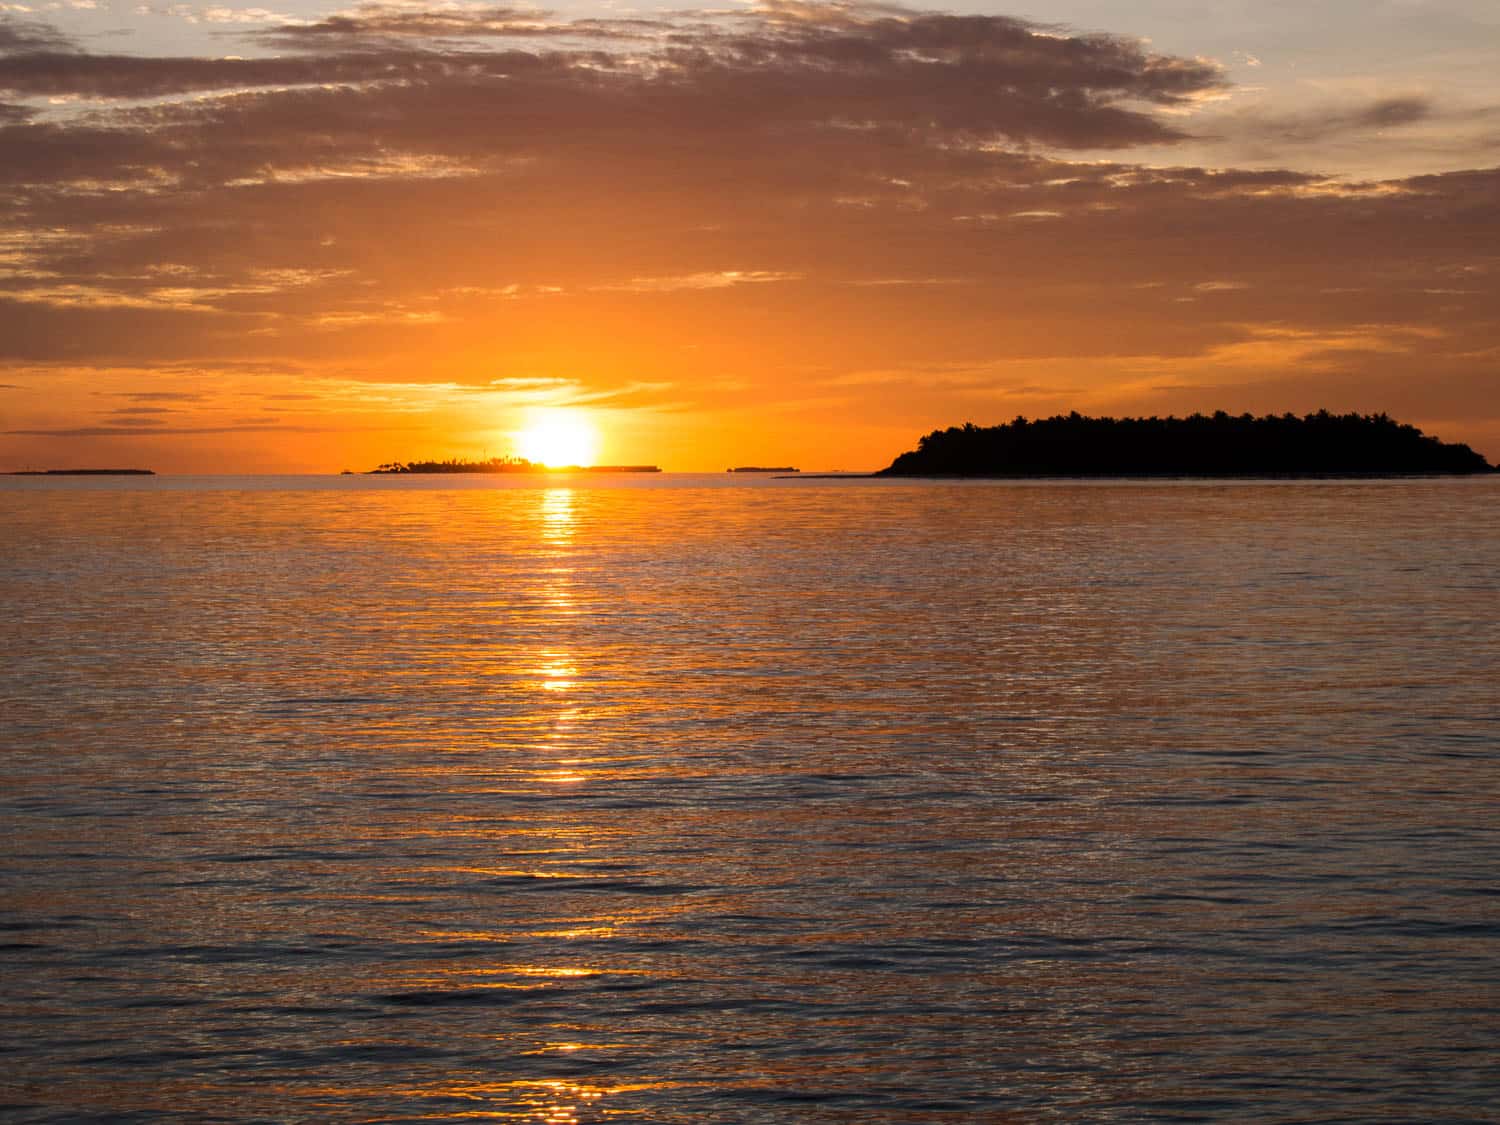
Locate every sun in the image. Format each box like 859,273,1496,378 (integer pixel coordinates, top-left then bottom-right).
516,409,599,468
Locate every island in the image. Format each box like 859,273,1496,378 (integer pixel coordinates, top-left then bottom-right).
370,457,659,473
5,468,155,475
878,411,1495,477
728,466,799,473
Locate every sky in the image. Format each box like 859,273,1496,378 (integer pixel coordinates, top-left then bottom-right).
1,0,1497,471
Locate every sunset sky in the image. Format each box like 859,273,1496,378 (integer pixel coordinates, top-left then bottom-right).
2,0,1497,471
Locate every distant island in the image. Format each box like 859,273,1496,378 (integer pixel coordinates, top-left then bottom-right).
878,412,1495,477
370,457,659,474
728,466,799,473
5,468,155,475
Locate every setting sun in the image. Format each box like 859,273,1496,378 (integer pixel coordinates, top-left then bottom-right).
516,410,599,468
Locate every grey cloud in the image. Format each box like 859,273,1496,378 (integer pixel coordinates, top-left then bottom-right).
1226,96,1435,145
0,0,1237,294
639,6,1223,147
1,3,1221,151
0,14,76,55
724,4,1222,106
1357,97,1430,129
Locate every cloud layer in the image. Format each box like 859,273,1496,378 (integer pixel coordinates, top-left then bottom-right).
1,2,1497,469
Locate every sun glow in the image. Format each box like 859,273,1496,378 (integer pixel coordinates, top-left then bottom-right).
517,410,599,467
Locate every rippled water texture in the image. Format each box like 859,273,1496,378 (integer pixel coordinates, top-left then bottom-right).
3,475,1498,1122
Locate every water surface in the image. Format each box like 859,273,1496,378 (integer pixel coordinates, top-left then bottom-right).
3,475,1497,1121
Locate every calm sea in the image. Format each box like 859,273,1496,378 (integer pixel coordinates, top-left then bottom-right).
2,474,1497,1122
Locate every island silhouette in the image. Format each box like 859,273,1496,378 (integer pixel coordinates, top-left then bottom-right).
370,457,659,473
4,468,155,475
877,411,1495,477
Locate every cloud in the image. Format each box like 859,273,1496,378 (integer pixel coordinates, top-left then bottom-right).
0,13,75,54
252,3,655,48
133,3,300,25
0,47,483,99
0,1,1241,360
114,390,207,401
1,2,1222,147
1356,97,1431,129
6,423,338,435
1230,95,1434,145
0,2,1497,467
594,271,801,293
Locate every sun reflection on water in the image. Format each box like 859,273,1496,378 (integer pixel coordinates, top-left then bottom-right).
534,655,578,692
539,487,576,544
360,1079,628,1122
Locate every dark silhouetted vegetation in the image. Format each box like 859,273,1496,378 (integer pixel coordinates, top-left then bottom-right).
371,457,539,474
370,457,661,473
6,468,155,475
879,411,1495,477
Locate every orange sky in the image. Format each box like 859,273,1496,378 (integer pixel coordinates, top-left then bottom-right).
2,0,1498,471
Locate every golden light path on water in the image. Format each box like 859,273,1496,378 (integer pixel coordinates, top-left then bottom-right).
0,475,1498,1122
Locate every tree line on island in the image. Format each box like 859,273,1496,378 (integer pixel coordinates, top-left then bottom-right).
372,456,535,473
370,457,659,473
878,411,1495,477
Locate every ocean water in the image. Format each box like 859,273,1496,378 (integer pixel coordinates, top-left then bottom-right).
2,474,1497,1122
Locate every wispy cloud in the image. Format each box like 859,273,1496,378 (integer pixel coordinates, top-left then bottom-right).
5,423,314,435
594,271,801,293
1228,95,1434,145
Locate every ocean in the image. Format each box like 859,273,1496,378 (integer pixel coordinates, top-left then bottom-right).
2,473,1497,1121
